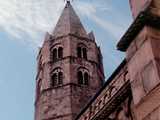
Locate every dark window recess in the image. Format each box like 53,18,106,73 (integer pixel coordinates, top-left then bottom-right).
52,73,58,86
51,71,63,87
58,47,63,59
84,72,89,85
58,72,63,84
53,49,57,62
78,71,89,85
53,47,63,62
78,71,83,84
83,48,87,59
77,46,87,59
77,47,82,58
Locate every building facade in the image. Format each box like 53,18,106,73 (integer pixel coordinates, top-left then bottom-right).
35,0,160,120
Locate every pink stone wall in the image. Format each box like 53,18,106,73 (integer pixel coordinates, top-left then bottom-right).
129,0,152,18
126,26,160,119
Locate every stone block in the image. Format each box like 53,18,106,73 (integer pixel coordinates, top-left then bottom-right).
131,73,145,105
141,61,160,93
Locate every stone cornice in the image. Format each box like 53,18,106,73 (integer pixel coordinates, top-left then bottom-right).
49,33,95,44
117,10,160,52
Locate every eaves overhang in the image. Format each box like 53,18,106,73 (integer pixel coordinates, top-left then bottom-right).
117,10,160,52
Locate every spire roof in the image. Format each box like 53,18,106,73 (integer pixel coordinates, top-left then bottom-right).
52,1,88,38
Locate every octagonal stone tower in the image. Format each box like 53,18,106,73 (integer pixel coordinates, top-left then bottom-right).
34,1,105,120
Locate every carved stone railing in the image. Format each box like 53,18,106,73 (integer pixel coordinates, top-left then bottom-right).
76,60,131,120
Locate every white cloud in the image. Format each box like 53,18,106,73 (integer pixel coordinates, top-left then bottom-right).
0,0,64,47
0,0,131,49
75,1,129,40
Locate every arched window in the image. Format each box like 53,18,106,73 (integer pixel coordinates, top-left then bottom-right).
58,47,63,59
84,72,89,85
53,48,57,62
78,71,83,84
77,68,89,85
52,46,63,62
51,68,63,87
77,44,87,59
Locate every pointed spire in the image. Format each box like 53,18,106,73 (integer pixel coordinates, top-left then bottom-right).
52,1,88,38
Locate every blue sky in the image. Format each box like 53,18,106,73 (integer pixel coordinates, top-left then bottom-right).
0,0,132,120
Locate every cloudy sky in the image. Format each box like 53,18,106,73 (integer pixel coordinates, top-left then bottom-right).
0,0,132,119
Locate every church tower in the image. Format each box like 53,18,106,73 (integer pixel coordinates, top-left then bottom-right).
35,1,105,120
